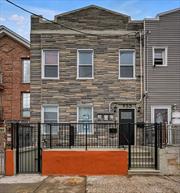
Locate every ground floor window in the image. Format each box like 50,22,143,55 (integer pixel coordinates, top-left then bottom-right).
42,105,59,134
151,105,171,124
77,105,93,134
22,93,30,118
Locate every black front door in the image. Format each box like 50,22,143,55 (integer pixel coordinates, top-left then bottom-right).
119,109,134,145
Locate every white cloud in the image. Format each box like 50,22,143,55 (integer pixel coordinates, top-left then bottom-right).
9,14,25,26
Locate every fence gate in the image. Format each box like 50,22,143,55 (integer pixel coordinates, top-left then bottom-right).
128,123,162,169
14,123,41,174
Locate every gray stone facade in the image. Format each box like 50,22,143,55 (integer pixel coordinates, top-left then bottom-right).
30,5,143,123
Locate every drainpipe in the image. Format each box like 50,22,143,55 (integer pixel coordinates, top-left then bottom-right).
109,31,143,112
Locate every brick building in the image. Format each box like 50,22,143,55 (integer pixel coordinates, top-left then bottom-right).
0,25,30,123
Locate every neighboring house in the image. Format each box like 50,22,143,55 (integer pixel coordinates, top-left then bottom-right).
0,25,30,123
144,8,180,124
31,5,143,141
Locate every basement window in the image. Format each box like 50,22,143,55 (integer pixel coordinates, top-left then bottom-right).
153,47,167,66
42,50,59,79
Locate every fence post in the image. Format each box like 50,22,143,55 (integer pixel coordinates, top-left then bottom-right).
128,123,131,169
160,123,163,148
11,123,13,150
118,123,120,148
49,124,52,149
16,122,19,174
85,123,88,150
37,123,41,173
154,123,158,170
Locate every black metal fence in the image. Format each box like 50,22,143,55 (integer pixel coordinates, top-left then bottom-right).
0,149,5,175
10,122,163,172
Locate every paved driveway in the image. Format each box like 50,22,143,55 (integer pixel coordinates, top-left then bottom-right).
0,175,179,193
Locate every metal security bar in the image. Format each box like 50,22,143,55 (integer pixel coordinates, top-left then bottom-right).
128,123,162,169
41,123,121,149
0,149,5,175
10,122,162,172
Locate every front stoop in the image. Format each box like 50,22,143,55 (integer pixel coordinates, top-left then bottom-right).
128,169,160,175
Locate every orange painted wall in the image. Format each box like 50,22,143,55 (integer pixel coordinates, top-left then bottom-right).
42,150,128,176
5,149,14,176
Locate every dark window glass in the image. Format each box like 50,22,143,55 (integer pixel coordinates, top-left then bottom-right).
79,66,92,78
45,65,58,77
120,66,133,78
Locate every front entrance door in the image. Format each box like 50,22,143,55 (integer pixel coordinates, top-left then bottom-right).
119,109,134,145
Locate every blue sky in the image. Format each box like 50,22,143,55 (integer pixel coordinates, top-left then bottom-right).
0,0,180,40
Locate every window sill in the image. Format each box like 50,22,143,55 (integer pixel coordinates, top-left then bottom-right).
77,77,94,80
42,77,59,80
118,78,136,80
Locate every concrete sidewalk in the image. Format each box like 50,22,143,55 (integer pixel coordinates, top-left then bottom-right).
0,175,179,193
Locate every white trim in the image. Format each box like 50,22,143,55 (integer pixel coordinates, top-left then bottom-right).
152,47,168,67
77,104,94,134
151,105,171,124
41,104,59,123
119,49,136,79
41,49,60,79
77,49,94,79
0,25,30,48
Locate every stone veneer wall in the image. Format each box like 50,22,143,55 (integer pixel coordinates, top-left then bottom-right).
30,7,143,123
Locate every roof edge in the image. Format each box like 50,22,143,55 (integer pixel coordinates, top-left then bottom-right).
54,4,131,20
0,25,30,48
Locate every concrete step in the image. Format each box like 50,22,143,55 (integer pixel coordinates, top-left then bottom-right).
128,169,160,175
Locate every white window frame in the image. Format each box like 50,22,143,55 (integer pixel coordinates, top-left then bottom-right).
22,59,30,83
119,49,136,80
77,105,94,134
41,49,59,79
151,105,171,124
22,92,30,118
77,49,94,79
152,47,168,67
41,104,59,134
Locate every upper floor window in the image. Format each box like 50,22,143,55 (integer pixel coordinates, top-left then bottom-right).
153,47,167,66
22,93,30,118
77,49,93,79
119,50,135,79
42,50,59,79
22,59,30,83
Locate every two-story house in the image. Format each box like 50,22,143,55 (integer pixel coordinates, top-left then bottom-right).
144,8,180,125
31,5,143,143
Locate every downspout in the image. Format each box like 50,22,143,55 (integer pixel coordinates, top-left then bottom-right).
109,31,143,112
143,20,146,122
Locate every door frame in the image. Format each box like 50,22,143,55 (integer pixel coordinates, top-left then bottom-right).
118,107,136,145
151,105,171,124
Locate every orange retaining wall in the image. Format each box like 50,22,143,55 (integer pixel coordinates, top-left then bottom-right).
42,150,128,176
5,149,14,176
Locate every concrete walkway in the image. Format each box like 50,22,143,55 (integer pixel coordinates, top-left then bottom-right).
0,175,179,193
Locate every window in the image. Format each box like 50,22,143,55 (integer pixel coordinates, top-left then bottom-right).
151,106,171,124
77,50,93,79
22,93,30,117
42,105,59,134
119,50,135,79
153,47,167,66
77,106,93,134
22,59,30,83
42,50,59,79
